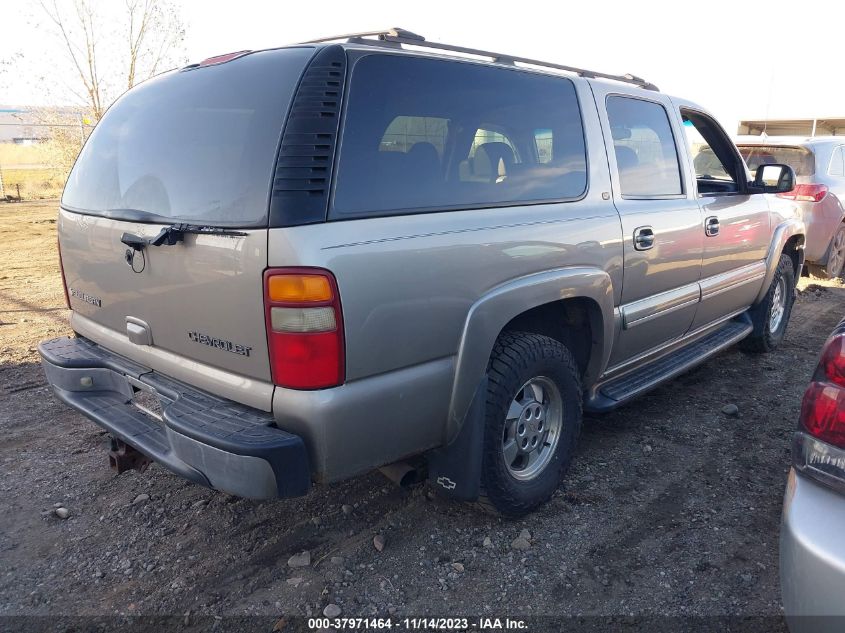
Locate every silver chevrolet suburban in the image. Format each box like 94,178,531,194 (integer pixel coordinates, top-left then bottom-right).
39,29,805,516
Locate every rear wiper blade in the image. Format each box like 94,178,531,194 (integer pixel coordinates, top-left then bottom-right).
185,224,250,237
121,223,248,251
105,208,173,223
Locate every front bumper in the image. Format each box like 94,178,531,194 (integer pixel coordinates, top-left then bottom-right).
781,469,845,630
38,336,310,499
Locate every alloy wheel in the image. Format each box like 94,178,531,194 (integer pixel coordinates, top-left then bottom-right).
769,276,787,333
502,376,563,481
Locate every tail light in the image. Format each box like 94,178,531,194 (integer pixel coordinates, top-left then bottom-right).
58,235,70,309
820,335,845,389
777,183,829,203
793,328,845,494
799,383,845,448
263,268,344,389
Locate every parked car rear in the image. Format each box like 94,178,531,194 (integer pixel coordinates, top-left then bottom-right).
735,138,845,279
782,317,845,630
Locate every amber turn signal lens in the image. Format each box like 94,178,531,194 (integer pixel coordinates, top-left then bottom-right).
267,274,333,303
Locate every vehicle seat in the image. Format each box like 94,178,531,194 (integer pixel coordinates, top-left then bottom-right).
475,142,515,183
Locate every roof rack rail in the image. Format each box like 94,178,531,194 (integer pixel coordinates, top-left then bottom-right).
301,27,426,44
300,28,658,92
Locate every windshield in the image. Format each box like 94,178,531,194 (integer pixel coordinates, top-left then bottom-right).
737,145,815,177
62,47,313,227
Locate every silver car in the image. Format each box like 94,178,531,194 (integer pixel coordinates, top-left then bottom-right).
737,138,845,279
782,318,845,631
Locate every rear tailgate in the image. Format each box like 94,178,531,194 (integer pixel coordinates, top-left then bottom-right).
58,47,316,410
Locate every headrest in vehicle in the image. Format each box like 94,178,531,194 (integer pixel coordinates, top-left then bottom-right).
475,142,516,183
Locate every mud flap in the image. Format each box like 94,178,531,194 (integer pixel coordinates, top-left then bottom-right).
427,376,487,501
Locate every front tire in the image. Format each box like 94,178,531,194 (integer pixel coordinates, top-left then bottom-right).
741,253,796,353
478,332,582,517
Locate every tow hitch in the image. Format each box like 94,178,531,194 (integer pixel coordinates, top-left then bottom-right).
108,437,151,474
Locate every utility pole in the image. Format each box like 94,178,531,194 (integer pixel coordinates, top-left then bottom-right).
0,159,4,199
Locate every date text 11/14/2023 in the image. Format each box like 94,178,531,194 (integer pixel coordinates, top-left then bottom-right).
307,617,529,630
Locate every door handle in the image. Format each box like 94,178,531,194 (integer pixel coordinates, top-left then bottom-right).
633,226,655,251
705,216,720,237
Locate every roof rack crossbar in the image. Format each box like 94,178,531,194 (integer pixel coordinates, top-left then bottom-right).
301,28,658,92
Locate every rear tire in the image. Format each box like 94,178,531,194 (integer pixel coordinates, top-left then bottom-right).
478,331,582,517
808,225,845,280
740,253,795,353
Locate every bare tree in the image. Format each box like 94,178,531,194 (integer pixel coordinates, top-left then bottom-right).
126,0,185,91
40,0,104,119
38,0,185,121
13,0,186,195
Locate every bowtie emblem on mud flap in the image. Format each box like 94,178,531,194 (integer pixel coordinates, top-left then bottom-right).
436,476,457,490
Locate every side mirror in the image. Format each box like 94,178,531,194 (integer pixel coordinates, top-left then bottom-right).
753,163,795,194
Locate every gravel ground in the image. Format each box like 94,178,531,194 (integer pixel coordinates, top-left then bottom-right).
2,200,845,629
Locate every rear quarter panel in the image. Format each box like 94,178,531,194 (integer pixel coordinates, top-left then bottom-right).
272,202,622,381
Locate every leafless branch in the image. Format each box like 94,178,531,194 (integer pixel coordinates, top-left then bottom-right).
30,0,186,189
37,0,185,119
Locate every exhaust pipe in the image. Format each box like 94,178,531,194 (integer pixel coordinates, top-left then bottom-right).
379,462,419,488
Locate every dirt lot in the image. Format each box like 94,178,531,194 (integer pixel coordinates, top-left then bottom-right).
2,200,845,628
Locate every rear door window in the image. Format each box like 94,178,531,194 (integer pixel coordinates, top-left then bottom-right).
331,55,587,218
606,96,683,198
62,47,314,227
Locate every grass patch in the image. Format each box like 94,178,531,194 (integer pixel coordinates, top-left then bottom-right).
0,168,64,200
0,143,71,200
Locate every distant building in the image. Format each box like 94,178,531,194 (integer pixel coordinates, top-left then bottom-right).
738,118,845,137
0,107,48,144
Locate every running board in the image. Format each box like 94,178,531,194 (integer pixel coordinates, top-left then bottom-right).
585,318,753,413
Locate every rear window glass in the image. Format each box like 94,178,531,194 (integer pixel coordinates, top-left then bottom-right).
331,55,587,218
738,145,815,177
62,48,314,226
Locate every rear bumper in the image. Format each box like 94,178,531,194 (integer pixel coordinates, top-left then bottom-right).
38,336,310,499
781,469,845,629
